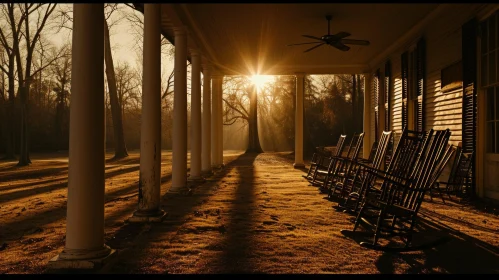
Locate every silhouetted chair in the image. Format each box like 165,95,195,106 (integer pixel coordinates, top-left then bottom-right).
329,130,392,206
346,129,453,251
303,146,327,180
432,146,474,201
314,132,364,193
341,128,428,213
309,134,347,184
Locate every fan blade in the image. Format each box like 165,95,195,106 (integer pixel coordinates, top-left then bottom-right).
302,35,323,41
332,42,350,51
334,32,351,39
340,39,370,46
304,43,325,53
287,42,324,46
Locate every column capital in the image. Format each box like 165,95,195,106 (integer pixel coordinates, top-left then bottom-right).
173,25,187,36
295,72,306,78
189,48,200,57
211,73,224,80
202,66,212,76
202,63,211,70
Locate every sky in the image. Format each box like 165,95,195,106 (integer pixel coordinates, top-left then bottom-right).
49,4,172,73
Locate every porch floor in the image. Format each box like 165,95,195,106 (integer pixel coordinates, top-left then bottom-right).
1,151,498,274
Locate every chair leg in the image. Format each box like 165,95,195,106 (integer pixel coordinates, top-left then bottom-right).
405,216,417,247
437,186,446,204
353,194,362,212
353,203,366,232
372,209,385,245
390,216,397,230
446,186,452,200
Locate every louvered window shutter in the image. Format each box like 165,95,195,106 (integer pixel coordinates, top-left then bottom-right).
415,38,426,132
373,69,380,140
384,61,391,131
462,18,478,193
401,52,409,130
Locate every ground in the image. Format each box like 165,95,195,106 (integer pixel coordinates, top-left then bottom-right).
1,151,499,274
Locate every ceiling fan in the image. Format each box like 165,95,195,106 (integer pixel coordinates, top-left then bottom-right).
287,15,370,52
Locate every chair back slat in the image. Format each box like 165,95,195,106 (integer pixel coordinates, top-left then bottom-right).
377,127,428,203
348,132,365,161
385,128,427,179
371,130,393,170
403,129,451,209
334,134,347,157
378,129,452,212
367,141,379,162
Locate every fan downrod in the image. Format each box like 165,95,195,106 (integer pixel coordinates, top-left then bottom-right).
325,15,332,35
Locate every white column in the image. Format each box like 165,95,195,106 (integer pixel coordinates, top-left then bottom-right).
211,74,221,168
188,49,203,181
294,73,305,168
171,26,188,192
217,74,224,167
201,64,212,175
51,4,113,265
363,73,372,158
131,3,164,222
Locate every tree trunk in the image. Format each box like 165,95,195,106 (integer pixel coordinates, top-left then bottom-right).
17,85,31,166
246,85,263,153
3,55,16,160
104,20,128,159
303,77,313,157
55,87,64,150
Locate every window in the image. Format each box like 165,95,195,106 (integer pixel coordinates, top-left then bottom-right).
486,86,499,153
384,61,392,131
481,11,499,153
480,12,498,88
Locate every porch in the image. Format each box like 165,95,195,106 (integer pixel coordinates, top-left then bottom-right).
21,3,499,271
1,151,498,273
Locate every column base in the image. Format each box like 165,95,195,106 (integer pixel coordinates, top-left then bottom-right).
293,162,305,169
187,175,206,183
167,185,187,194
211,164,224,170
201,169,213,176
48,245,116,270
128,209,166,223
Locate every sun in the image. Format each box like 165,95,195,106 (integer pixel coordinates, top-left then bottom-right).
251,75,274,91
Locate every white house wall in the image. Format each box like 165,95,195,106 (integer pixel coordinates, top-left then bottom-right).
370,4,484,146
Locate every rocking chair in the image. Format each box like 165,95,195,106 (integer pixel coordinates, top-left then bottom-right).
309,134,347,184
329,130,393,207
314,132,364,193
343,129,453,252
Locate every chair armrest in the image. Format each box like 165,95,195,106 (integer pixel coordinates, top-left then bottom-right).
362,165,412,187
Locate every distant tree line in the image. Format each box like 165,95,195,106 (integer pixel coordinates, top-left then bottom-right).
221,74,364,156
0,3,180,165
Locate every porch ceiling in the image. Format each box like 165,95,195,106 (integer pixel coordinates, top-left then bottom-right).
161,4,440,75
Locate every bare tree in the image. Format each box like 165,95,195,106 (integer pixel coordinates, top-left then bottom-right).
0,4,21,159
104,6,128,159
51,43,71,150
2,4,59,166
222,76,263,153
115,61,140,117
